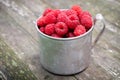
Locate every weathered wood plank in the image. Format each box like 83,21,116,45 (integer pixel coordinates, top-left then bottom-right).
92,46,120,80
75,60,113,80
16,0,50,16
0,5,39,61
0,0,42,41
90,21,120,79
0,37,37,80
0,6,40,79
94,21,120,56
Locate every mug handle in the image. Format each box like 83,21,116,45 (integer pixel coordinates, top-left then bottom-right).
92,14,106,48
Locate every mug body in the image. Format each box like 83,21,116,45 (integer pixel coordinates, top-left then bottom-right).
36,23,93,75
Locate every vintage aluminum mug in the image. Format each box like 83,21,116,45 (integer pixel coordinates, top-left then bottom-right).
36,13,105,75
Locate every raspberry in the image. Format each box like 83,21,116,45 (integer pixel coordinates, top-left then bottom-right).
69,14,79,21
66,14,80,29
44,12,56,24
74,25,86,36
45,24,55,35
37,17,45,27
67,20,80,29
45,9,61,17
52,9,61,17
55,22,68,36
38,6,93,38
67,14,80,29
39,27,45,33
81,15,93,29
71,5,82,15
51,34,61,38
66,32,75,37
79,11,91,19
43,8,52,16
65,9,77,16
57,13,68,23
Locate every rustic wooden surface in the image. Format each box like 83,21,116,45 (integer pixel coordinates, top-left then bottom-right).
0,0,120,80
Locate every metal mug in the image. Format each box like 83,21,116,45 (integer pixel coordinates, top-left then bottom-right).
36,13,105,75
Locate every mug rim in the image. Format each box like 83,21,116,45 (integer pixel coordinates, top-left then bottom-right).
36,12,94,41
36,24,93,41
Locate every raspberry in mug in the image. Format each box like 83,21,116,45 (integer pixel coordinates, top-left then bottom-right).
37,5,93,38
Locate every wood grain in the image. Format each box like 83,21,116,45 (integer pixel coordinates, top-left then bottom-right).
0,0,120,80
0,37,37,80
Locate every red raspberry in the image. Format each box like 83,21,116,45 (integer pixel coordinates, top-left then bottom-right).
51,34,61,38
81,15,93,29
66,32,75,37
79,11,91,19
52,9,61,17
65,9,77,16
71,5,82,15
39,27,45,33
57,13,68,23
44,12,56,24
45,24,55,35
37,17,45,27
67,14,80,29
55,22,68,36
66,14,80,29
67,20,80,29
74,25,86,36
45,9,61,17
69,14,79,21
43,8,52,16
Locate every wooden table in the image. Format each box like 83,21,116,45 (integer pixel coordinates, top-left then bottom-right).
0,0,120,80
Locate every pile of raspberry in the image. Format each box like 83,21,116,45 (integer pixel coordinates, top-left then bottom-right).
37,5,93,38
